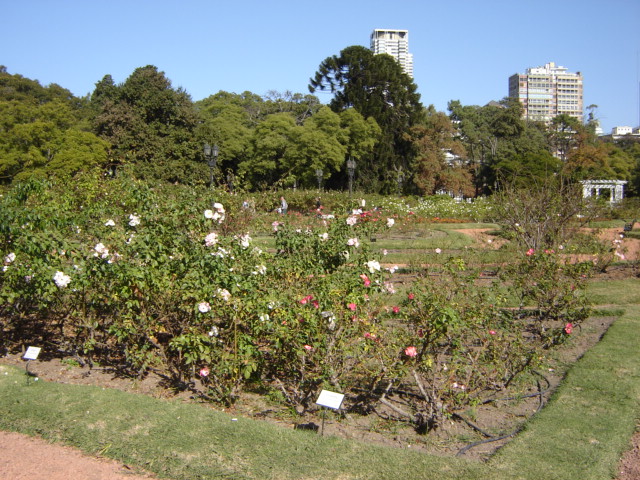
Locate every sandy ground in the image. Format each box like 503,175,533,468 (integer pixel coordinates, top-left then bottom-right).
0,431,157,480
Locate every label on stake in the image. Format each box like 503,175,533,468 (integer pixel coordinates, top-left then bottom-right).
23,347,41,360
316,390,344,410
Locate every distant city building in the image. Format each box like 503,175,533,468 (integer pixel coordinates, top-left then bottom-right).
603,126,640,140
508,62,583,123
370,29,414,78
611,126,633,136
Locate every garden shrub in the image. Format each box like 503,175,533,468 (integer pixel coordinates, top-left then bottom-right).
0,174,599,433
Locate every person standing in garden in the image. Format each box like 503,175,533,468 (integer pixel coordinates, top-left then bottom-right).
280,196,288,215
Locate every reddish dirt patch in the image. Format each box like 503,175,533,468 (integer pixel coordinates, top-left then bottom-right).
0,430,157,480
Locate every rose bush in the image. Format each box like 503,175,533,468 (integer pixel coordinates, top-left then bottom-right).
0,173,596,432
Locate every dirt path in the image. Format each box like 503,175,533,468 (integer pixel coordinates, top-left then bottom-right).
0,431,156,480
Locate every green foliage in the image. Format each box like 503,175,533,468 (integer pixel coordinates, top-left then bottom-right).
309,45,423,192
0,175,604,441
0,70,105,183
91,65,202,183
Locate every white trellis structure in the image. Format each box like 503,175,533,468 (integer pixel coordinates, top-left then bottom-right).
580,180,627,204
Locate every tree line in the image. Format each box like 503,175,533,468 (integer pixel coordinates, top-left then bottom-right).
1,48,638,195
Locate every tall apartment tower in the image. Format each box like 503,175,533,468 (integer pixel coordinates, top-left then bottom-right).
509,62,583,123
370,29,414,78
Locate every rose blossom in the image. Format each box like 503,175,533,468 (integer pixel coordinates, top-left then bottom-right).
217,288,231,302
128,214,141,226
365,260,381,273
198,301,211,313
94,243,109,259
238,233,251,248
204,232,219,247
53,271,71,288
347,238,360,248
199,367,210,377
386,218,395,228
404,346,418,358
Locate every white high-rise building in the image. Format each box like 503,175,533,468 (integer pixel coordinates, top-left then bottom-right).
370,29,414,78
509,62,583,124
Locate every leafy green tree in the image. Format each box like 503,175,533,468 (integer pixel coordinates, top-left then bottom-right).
263,90,322,124
548,114,582,162
0,69,107,183
281,106,347,186
338,108,381,164
492,151,562,187
91,65,201,183
449,98,549,192
309,46,423,192
196,93,254,182
406,106,471,196
239,113,296,188
564,142,635,181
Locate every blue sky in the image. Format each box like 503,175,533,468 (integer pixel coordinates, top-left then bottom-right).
3,0,639,133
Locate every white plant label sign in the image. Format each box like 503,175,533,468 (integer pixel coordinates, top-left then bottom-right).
23,347,41,360
316,389,345,410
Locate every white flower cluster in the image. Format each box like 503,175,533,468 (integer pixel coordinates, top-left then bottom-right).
94,243,109,259
129,214,141,227
53,271,71,288
204,232,219,247
217,288,231,302
252,265,267,275
205,203,226,224
377,196,492,220
238,233,251,249
347,238,360,248
3,252,15,272
365,260,381,273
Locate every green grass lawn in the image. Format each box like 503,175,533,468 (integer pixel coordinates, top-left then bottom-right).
2,278,639,479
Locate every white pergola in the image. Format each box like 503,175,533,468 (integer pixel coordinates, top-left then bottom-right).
580,180,627,204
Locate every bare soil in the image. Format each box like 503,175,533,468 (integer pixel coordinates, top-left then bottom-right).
1,228,639,479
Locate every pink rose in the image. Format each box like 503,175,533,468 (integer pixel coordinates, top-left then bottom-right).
199,367,210,377
404,346,418,358
347,302,357,311
408,293,415,300
564,323,573,334
304,345,312,351
392,306,400,314
526,248,535,256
